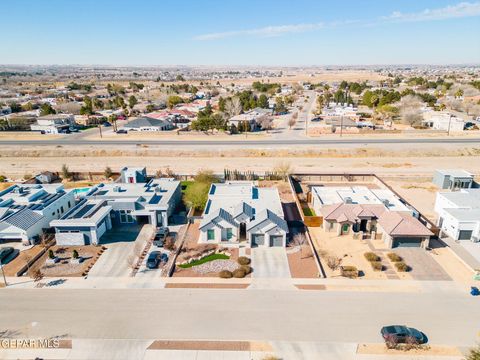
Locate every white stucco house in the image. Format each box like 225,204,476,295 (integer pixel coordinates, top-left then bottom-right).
198,182,288,247
0,184,74,244
435,189,480,242
51,178,181,245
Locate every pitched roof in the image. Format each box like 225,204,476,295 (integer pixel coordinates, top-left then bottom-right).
377,212,433,237
233,202,254,219
321,203,386,223
199,208,238,230
247,209,289,233
125,116,171,128
2,208,43,231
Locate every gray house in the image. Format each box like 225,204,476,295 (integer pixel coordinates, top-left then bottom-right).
50,178,181,245
120,167,147,184
433,169,474,190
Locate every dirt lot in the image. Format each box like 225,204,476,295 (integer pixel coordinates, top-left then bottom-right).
28,245,103,277
385,176,438,222
286,244,319,278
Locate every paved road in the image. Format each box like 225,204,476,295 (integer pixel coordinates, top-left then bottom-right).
0,288,478,347
0,137,479,146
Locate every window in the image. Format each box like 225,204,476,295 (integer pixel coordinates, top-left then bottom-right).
226,228,233,240
207,229,215,241
119,210,134,223
68,201,71,208
60,206,64,213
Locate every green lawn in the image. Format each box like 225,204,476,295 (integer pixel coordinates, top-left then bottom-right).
302,207,316,216
178,253,230,268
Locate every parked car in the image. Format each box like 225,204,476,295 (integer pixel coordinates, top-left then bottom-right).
160,253,168,263
102,122,112,127
0,247,15,264
146,251,161,269
116,129,128,134
153,227,169,247
381,325,426,344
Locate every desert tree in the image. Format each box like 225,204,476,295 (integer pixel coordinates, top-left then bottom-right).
396,95,424,126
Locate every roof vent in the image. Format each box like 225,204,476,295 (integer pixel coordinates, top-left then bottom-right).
344,197,352,204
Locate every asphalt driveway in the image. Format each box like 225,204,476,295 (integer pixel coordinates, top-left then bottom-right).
251,247,291,278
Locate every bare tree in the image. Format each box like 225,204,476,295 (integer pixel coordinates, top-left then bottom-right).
257,115,273,133
396,95,424,126
224,97,242,119
326,256,342,272
288,114,297,129
273,162,292,180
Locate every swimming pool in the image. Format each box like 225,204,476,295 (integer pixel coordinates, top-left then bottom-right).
72,187,92,197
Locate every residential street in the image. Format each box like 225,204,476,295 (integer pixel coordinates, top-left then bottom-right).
0,288,478,347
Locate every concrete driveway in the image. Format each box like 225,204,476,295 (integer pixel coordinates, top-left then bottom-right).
395,248,452,281
251,247,291,278
89,225,152,278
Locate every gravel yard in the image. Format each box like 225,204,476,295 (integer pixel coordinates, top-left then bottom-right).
191,259,239,275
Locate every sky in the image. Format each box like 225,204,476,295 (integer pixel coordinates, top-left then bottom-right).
0,0,479,66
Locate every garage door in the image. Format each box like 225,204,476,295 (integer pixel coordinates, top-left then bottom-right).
251,234,265,247
458,230,473,240
270,235,283,247
392,237,423,248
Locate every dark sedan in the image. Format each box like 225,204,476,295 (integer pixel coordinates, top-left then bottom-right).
0,247,15,264
146,251,161,269
381,325,426,344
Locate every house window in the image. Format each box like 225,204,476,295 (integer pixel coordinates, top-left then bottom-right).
207,229,215,241
226,228,233,240
61,206,64,213
119,210,134,223
68,201,71,208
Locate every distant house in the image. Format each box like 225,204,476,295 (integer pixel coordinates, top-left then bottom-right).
123,116,173,131
199,181,288,247
120,167,147,184
51,178,181,245
35,171,58,184
0,184,74,244
228,108,272,131
434,189,480,242
433,169,474,190
423,112,464,132
30,114,75,134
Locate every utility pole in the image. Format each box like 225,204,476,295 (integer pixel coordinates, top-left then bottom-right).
0,261,7,287
447,114,452,136
340,115,343,137
98,124,103,138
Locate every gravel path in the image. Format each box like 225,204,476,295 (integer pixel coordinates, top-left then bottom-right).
192,260,239,275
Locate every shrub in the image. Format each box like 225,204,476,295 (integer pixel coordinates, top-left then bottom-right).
218,270,233,279
340,266,358,278
237,256,251,266
240,265,252,274
232,268,246,278
72,250,79,259
384,333,399,350
48,249,55,259
387,253,402,262
370,261,383,271
395,262,409,272
364,252,380,262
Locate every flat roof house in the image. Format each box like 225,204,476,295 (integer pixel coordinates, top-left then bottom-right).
434,188,480,242
50,178,181,245
433,169,474,190
123,116,173,132
313,186,432,248
30,114,75,134
0,184,74,244
199,181,288,247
